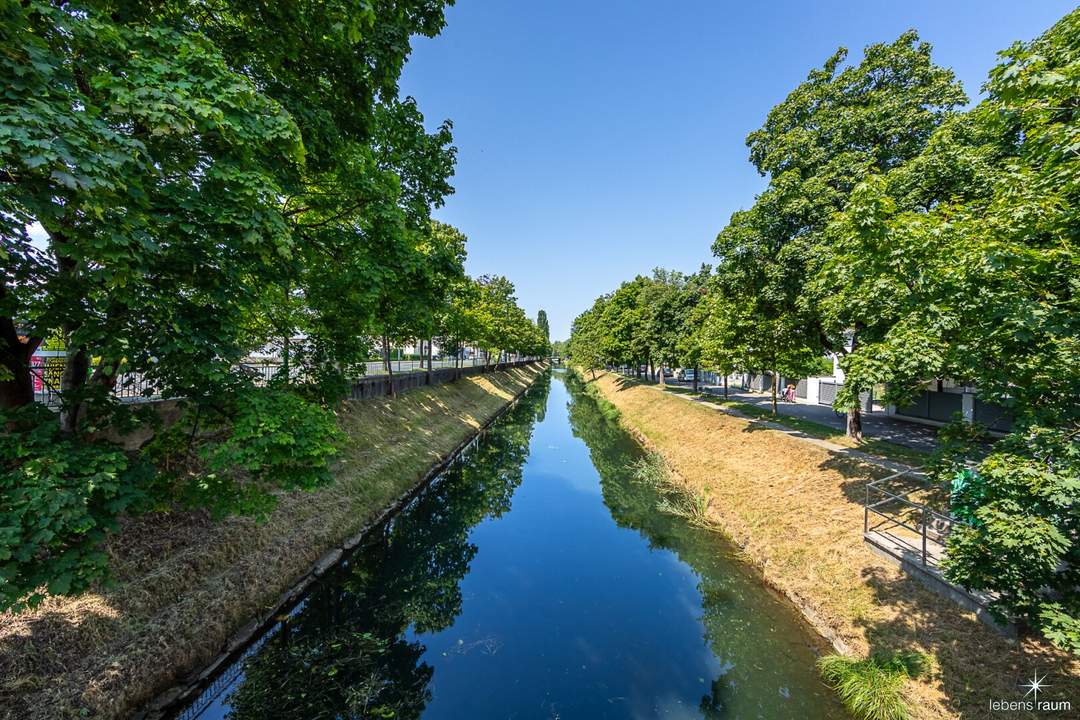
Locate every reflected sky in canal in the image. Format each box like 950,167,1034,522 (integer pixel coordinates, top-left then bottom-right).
173,370,844,719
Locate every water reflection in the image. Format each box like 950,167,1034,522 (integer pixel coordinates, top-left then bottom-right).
565,371,841,718
173,371,843,720
184,377,551,720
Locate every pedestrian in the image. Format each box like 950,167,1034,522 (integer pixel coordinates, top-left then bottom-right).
784,383,796,402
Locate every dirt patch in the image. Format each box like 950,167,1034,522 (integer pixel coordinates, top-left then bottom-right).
0,365,544,720
590,371,1080,720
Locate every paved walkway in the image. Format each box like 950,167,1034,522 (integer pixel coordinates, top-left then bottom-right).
666,381,941,453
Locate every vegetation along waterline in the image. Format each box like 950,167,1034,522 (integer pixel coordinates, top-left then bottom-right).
578,369,1080,719
0,364,544,720
568,6,1079,700
160,369,848,719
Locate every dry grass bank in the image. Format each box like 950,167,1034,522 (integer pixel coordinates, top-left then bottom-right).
589,371,1080,719
0,365,543,720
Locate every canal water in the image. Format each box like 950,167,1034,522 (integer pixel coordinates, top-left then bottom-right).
171,370,845,719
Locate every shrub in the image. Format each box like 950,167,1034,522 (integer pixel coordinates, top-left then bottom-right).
940,426,1080,651
630,454,669,489
177,388,344,519
0,405,153,612
818,651,930,720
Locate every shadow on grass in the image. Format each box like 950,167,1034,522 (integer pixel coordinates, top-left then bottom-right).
854,564,1080,718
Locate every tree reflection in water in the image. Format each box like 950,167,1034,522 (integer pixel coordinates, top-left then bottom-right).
564,370,834,719
220,375,551,720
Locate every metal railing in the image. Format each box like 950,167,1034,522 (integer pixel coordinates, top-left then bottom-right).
31,365,161,406
28,354,538,407
864,470,961,568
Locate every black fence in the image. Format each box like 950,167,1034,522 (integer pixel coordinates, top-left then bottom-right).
348,360,541,400
894,389,1013,432
31,364,160,407
818,380,841,406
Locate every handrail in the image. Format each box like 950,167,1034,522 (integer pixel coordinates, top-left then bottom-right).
864,470,964,568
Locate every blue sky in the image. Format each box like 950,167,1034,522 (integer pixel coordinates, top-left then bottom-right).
399,0,1074,340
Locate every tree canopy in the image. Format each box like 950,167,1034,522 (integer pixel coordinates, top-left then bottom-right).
569,10,1080,653
0,0,547,613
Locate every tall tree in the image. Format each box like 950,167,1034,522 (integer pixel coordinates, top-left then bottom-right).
569,300,609,380
1,0,305,424
821,10,1080,651
713,30,966,437
536,309,550,345
0,0,458,423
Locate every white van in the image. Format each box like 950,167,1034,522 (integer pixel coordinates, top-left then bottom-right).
676,368,696,382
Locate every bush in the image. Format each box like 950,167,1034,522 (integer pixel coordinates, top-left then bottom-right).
818,651,930,720
1,386,343,612
940,426,1080,650
0,405,153,612
175,388,344,519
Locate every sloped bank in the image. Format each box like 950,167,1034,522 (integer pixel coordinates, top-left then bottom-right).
584,370,1080,720
0,364,545,720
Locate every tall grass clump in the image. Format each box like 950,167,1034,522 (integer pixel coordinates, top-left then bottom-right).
630,454,669,489
630,455,715,529
817,651,931,720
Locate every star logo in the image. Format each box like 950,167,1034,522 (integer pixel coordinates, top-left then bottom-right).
1021,670,1049,706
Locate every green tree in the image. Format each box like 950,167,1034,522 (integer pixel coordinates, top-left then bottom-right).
638,270,685,387
822,10,1080,651
671,267,711,392
601,277,650,376
536,309,550,344
712,30,965,437
569,299,609,380
0,0,461,611
0,0,304,424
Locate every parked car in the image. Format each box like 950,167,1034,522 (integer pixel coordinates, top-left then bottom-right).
661,367,674,378
676,368,696,382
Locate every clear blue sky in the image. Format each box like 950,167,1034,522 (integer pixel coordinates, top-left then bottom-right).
399,1,1074,340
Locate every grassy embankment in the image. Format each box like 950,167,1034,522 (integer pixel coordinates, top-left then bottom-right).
0,364,543,720
587,370,1080,720
660,383,930,467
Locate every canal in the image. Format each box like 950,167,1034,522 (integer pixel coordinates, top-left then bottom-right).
171,369,845,719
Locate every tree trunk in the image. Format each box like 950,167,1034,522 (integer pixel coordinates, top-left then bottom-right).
282,334,290,385
281,278,290,385
847,407,863,441
0,321,40,410
59,343,89,434
657,358,665,387
692,366,699,393
382,335,395,397
844,330,863,440
426,336,433,385
723,374,728,399
771,371,778,415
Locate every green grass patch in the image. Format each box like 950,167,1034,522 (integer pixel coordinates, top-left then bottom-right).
817,651,931,720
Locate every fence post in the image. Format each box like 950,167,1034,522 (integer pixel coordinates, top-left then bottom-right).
864,483,869,534
921,506,928,566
